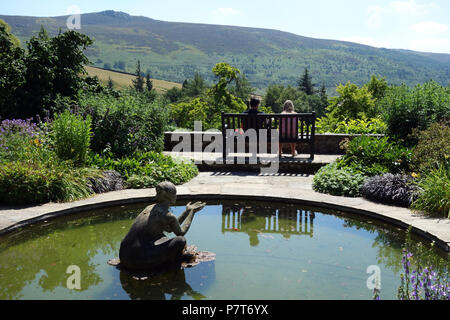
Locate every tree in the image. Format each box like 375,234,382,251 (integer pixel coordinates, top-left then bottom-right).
297,68,316,95
182,72,208,97
326,82,377,120
132,60,144,92
0,20,25,118
107,77,114,90
1,26,94,119
365,75,388,101
146,72,153,92
229,73,254,102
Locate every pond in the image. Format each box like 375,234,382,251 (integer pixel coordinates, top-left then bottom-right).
0,200,446,300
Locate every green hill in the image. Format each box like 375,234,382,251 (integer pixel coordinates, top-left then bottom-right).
2,10,449,91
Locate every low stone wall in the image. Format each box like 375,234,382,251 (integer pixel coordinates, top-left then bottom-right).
164,132,384,155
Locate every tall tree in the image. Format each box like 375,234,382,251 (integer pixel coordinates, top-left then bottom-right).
107,76,114,90
297,68,316,95
146,72,153,92
132,60,144,92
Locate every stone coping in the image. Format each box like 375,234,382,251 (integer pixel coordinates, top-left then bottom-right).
0,172,449,253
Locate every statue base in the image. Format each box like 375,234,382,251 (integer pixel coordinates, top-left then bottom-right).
107,245,215,281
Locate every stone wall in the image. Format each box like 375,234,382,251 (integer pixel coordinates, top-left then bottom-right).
164,132,384,155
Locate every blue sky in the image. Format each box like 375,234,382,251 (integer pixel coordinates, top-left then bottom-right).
2,0,450,53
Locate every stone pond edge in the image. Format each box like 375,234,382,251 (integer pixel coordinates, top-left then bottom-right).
0,189,448,253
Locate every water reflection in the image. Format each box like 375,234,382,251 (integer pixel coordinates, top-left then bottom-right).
119,260,216,300
222,202,315,246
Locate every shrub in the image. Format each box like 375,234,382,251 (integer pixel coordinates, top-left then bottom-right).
51,110,92,166
361,174,419,208
411,165,450,218
313,162,366,197
87,151,199,188
337,135,412,176
380,81,450,144
0,118,42,162
0,160,99,204
316,117,387,134
78,92,168,157
410,119,450,173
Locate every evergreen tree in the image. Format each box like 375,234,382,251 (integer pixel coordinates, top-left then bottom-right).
146,72,153,92
107,76,114,90
132,60,144,92
297,68,315,95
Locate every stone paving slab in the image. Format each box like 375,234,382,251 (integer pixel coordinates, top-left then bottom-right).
0,171,449,252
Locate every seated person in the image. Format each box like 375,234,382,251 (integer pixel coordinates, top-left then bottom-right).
279,100,298,157
241,97,265,131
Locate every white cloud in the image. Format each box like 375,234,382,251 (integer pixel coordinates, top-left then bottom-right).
341,36,392,48
389,0,438,15
366,1,439,28
212,8,241,16
409,37,450,53
410,21,450,34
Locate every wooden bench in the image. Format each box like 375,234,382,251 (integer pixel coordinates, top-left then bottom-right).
221,112,316,162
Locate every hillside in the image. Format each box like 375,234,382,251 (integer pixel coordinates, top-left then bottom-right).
84,66,182,92
2,10,449,91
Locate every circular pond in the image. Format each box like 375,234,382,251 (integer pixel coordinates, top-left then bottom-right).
0,200,447,300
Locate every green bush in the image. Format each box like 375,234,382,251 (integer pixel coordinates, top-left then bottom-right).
411,165,450,218
0,160,99,204
337,135,412,176
51,110,92,166
313,163,366,197
379,81,450,144
77,92,168,158
87,151,199,188
410,119,450,173
0,119,42,162
316,117,387,134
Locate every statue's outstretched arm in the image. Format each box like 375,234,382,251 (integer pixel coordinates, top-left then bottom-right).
170,202,206,236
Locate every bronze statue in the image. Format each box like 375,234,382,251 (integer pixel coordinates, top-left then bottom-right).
118,181,206,271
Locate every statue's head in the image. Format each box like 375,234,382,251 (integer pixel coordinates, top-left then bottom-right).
155,181,177,204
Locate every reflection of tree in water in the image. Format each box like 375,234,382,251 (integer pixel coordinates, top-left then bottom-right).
0,204,144,299
342,215,448,275
221,201,315,246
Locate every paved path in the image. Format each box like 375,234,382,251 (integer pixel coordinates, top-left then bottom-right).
0,171,449,252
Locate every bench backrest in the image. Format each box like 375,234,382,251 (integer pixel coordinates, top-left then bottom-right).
221,112,316,143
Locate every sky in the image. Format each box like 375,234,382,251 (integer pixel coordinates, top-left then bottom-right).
1,0,450,54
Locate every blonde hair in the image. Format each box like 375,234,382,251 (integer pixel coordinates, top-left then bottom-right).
283,100,295,113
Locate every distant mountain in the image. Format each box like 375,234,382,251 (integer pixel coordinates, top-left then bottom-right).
1,10,449,91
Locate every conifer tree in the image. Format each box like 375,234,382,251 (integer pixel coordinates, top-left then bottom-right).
297,68,315,95
132,60,144,92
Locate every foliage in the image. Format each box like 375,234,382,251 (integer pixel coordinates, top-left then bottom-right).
326,81,378,121
0,159,99,204
0,21,25,119
263,84,328,116
337,135,413,176
182,72,209,98
0,25,94,120
132,60,144,92
87,151,198,188
411,165,450,218
397,231,449,300
312,162,366,197
360,173,419,208
379,81,450,144
77,92,168,158
0,118,42,162
170,63,247,130
50,110,92,166
297,68,315,95
410,119,450,173
316,116,387,134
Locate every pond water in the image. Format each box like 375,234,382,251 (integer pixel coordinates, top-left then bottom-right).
0,200,446,300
